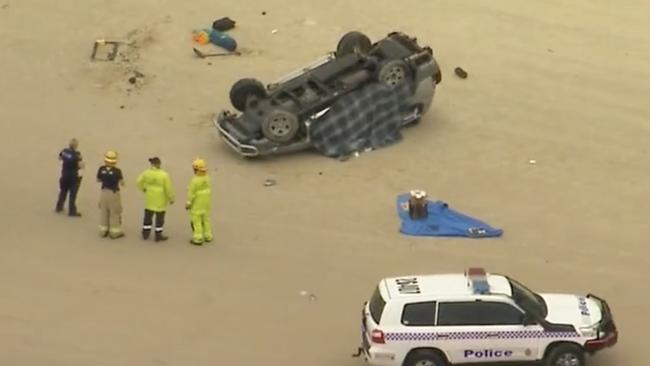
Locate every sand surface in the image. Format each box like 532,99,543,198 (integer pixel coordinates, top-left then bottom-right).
1,0,648,364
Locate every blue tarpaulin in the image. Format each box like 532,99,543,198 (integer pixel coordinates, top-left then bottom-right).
397,194,503,238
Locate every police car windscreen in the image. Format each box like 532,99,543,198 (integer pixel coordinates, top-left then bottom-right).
508,278,547,318
369,286,386,324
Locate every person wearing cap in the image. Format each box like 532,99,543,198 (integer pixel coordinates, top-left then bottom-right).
56,138,84,216
185,158,213,245
136,157,175,241
96,151,125,239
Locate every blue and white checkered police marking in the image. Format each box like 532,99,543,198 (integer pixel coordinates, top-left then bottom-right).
385,330,580,342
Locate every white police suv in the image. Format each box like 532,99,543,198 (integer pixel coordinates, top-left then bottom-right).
355,268,617,366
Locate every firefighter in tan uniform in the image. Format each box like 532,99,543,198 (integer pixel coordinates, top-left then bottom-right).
96,151,125,239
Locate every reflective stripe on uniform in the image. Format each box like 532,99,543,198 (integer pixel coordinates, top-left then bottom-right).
155,227,163,232
142,225,153,230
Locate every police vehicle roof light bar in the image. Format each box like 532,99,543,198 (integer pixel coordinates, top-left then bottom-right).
466,267,490,294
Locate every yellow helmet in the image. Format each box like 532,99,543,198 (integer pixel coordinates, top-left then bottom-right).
104,150,118,165
192,157,207,172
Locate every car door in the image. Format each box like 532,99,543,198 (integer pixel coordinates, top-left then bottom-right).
435,300,542,364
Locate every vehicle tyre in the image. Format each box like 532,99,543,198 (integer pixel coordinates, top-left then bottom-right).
262,110,300,143
378,60,410,87
404,350,447,366
229,78,267,111
544,344,585,366
336,31,372,57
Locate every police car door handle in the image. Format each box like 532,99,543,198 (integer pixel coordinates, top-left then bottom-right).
486,332,499,338
436,334,449,339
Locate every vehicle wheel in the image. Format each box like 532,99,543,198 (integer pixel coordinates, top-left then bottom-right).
378,60,410,87
262,110,300,143
229,78,267,111
336,31,372,57
544,344,585,366
404,350,447,366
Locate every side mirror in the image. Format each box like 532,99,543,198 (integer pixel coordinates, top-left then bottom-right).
522,315,537,326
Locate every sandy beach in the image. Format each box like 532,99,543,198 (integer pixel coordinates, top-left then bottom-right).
1,0,648,364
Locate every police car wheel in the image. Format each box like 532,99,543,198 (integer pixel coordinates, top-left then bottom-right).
544,344,585,366
405,350,447,366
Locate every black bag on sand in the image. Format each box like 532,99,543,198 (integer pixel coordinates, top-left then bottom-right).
212,17,236,32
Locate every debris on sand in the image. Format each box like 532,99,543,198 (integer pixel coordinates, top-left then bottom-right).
263,178,276,187
212,17,236,32
299,290,317,301
454,67,468,79
529,159,537,165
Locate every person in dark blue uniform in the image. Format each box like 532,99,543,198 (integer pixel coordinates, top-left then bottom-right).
56,138,84,216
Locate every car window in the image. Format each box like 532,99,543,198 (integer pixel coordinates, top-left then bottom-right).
478,302,525,325
437,302,481,326
369,286,386,324
401,302,436,326
437,301,524,326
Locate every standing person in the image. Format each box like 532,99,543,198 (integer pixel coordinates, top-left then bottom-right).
186,158,213,245
56,138,84,216
136,157,175,242
97,150,125,239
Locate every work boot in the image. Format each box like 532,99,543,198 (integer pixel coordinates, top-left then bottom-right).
189,239,203,246
155,232,168,242
110,232,125,239
69,212,82,217
142,230,151,240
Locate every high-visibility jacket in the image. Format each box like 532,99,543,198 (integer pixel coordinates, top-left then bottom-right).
136,167,175,212
186,175,211,214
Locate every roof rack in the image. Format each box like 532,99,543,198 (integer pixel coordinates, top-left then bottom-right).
466,267,490,294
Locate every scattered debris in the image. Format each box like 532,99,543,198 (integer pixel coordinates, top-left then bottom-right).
192,47,240,58
168,117,173,121
338,155,350,162
353,152,360,158
261,11,267,15
529,159,537,165
192,28,237,51
271,29,278,34
318,171,323,175
1,3,8,9
263,178,276,187
212,17,236,32
547,49,554,53
207,62,212,66
91,40,121,61
299,290,317,301
454,67,468,79
127,70,145,84
119,105,125,109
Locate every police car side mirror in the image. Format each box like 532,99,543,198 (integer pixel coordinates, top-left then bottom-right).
522,315,537,326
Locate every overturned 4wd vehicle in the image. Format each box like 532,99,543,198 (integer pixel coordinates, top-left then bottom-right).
214,31,442,158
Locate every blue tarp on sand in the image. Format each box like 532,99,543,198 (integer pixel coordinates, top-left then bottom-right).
397,194,503,238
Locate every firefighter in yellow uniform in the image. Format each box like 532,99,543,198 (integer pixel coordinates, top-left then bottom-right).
136,157,175,242
185,158,213,245
96,151,125,239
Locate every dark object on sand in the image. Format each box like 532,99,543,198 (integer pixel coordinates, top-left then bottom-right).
212,17,236,32
454,66,468,79
193,48,241,58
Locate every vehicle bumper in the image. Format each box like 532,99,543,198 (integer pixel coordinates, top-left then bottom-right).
584,294,618,353
214,112,261,157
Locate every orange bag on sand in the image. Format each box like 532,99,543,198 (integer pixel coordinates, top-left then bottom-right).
192,30,210,45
